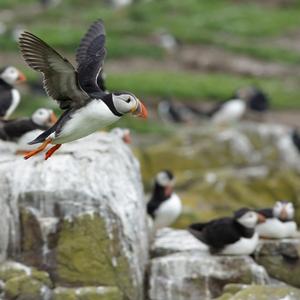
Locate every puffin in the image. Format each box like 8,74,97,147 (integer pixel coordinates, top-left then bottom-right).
147,170,182,230
0,66,26,119
19,19,147,160
0,108,57,142
189,208,265,255
256,201,298,239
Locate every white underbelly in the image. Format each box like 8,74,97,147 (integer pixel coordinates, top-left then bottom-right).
53,100,120,144
153,194,182,230
221,232,258,255
256,218,288,239
4,89,20,119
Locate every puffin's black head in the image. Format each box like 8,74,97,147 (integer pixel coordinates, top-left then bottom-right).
0,65,26,85
234,208,259,228
108,92,148,118
235,86,269,112
273,201,295,222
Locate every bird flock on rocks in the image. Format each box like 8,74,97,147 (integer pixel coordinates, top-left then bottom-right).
147,170,298,256
0,19,299,257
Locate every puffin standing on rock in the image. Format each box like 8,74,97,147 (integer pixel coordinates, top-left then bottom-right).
0,108,56,142
19,19,147,160
256,201,298,239
189,208,265,255
147,170,182,230
0,66,26,119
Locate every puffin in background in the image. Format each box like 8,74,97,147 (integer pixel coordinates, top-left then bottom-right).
291,129,300,154
208,99,246,125
147,170,182,231
0,66,26,119
256,201,298,239
19,19,147,160
0,108,56,142
189,208,265,255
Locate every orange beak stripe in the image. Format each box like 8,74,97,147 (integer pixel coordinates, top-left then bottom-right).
50,112,58,124
17,72,26,83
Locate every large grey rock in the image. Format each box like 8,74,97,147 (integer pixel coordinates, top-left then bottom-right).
254,238,300,288
148,228,269,300
0,131,148,300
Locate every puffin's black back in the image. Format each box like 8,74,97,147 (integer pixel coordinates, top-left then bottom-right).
0,79,13,118
292,130,300,153
147,182,168,218
256,208,273,219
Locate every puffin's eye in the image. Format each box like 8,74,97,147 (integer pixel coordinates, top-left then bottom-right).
125,98,131,103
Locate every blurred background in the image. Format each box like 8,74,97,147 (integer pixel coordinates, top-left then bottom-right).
1,0,300,227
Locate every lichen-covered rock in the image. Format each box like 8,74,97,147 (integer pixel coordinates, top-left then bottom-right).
255,238,300,288
148,228,269,300
0,132,148,300
0,261,52,300
214,285,300,300
52,286,122,300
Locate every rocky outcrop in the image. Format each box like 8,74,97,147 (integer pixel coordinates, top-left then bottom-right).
0,132,149,300
148,229,269,300
255,238,300,288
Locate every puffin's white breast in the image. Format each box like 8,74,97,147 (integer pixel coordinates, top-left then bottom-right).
256,218,289,239
53,99,120,144
221,232,258,255
153,193,182,230
4,89,20,119
213,99,246,125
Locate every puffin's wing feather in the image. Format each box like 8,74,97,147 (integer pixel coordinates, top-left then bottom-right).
76,19,107,94
19,31,89,110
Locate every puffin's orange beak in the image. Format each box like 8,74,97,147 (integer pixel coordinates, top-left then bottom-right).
257,213,266,224
123,131,132,144
17,71,26,83
132,100,148,119
50,112,58,124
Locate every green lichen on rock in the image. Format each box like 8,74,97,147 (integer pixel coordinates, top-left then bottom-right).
4,275,47,300
53,286,122,300
54,213,132,298
215,285,300,300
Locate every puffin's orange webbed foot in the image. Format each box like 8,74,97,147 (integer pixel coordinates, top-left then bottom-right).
24,139,52,160
45,144,61,160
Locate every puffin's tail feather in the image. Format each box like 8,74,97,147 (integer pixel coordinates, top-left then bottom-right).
28,127,54,145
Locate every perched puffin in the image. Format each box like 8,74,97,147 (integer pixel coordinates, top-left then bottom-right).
19,19,147,160
0,108,56,142
209,99,246,125
0,66,26,119
256,201,297,239
189,208,264,255
235,86,269,113
147,170,182,230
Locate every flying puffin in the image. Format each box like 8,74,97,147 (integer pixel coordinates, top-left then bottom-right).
0,108,56,142
147,170,182,230
256,201,297,239
19,19,147,160
0,66,26,119
189,208,265,255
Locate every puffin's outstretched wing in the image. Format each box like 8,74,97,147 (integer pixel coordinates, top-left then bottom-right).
19,31,89,110
76,19,107,94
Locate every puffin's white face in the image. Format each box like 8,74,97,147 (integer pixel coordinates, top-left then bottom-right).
32,108,56,127
273,201,294,221
112,93,147,118
156,171,175,187
0,66,26,85
237,211,258,228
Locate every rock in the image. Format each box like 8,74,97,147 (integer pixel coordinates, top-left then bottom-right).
148,228,269,300
215,285,300,300
255,238,300,288
0,132,148,300
52,286,122,300
0,261,52,300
